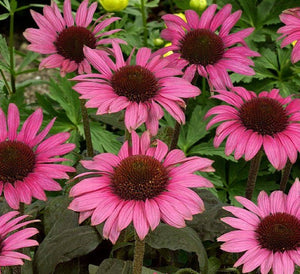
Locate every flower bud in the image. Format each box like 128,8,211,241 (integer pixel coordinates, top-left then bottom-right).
99,0,128,12
189,0,207,12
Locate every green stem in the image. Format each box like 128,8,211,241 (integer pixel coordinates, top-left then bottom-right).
140,0,148,47
9,9,16,94
132,234,145,274
80,99,94,157
245,151,263,200
279,160,293,192
0,69,13,96
169,121,181,150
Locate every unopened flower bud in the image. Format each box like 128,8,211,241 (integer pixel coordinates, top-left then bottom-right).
99,0,128,12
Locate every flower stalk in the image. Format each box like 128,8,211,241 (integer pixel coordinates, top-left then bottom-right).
140,0,148,47
280,159,293,191
80,99,94,157
132,234,145,274
245,150,263,200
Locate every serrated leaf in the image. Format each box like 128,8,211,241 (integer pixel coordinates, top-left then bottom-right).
0,34,10,64
48,76,81,125
258,48,278,71
146,224,208,273
186,190,230,241
178,105,210,153
237,0,256,26
188,142,236,162
34,226,101,274
79,121,121,154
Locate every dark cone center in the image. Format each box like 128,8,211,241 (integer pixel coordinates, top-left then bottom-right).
0,141,36,183
239,97,289,136
111,155,169,200
179,29,224,66
256,212,300,252
55,26,96,63
111,65,159,103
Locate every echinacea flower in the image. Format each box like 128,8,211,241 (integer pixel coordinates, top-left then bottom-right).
156,5,259,89
205,87,300,170
278,8,300,63
68,131,214,244
24,0,124,76
0,211,39,268
72,42,200,136
0,104,75,209
218,178,300,274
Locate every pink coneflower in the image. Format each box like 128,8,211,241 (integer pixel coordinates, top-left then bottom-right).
69,131,214,244
24,0,124,76
0,103,75,209
72,42,200,136
155,5,259,88
218,178,300,274
0,211,39,269
205,87,300,170
278,8,300,63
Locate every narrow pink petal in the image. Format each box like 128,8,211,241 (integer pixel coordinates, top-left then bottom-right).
136,47,151,67
131,130,140,155
112,41,125,69
260,251,273,274
75,0,88,26
219,10,242,37
7,104,19,141
235,196,263,216
223,206,260,226
39,54,65,69
63,0,74,26
144,199,160,230
210,4,232,31
0,108,7,142
0,256,24,266
244,132,263,161
91,196,120,225
117,200,135,231
133,201,149,240
4,183,19,209
163,149,185,167
83,46,112,78
269,191,285,214
257,191,270,217
84,2,97,27
221,217,255,230
198,4,217,29
185,10,200,29
220,239,257,252
263,135,282,169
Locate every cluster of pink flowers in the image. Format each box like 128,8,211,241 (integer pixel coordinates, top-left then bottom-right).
0,0,299,273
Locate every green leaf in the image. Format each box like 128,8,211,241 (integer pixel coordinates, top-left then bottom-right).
34,226,101,274
48,76,81,125
17,51,39,72
0,0,10,11
188,142,237,162
94,258,164,274
173,0,190,10
0,12,9,20
186,190,230,241
237,0,256,26
178,105,210,153
0,34,10,64
146,224,208,273
79,121,121,154
257,48,278,71
43,196,78,235
208,257,221,274
0,60,10,72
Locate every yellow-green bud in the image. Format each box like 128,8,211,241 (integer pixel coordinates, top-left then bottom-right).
99,0,128,12
153,38,164,46
189,0,207,12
